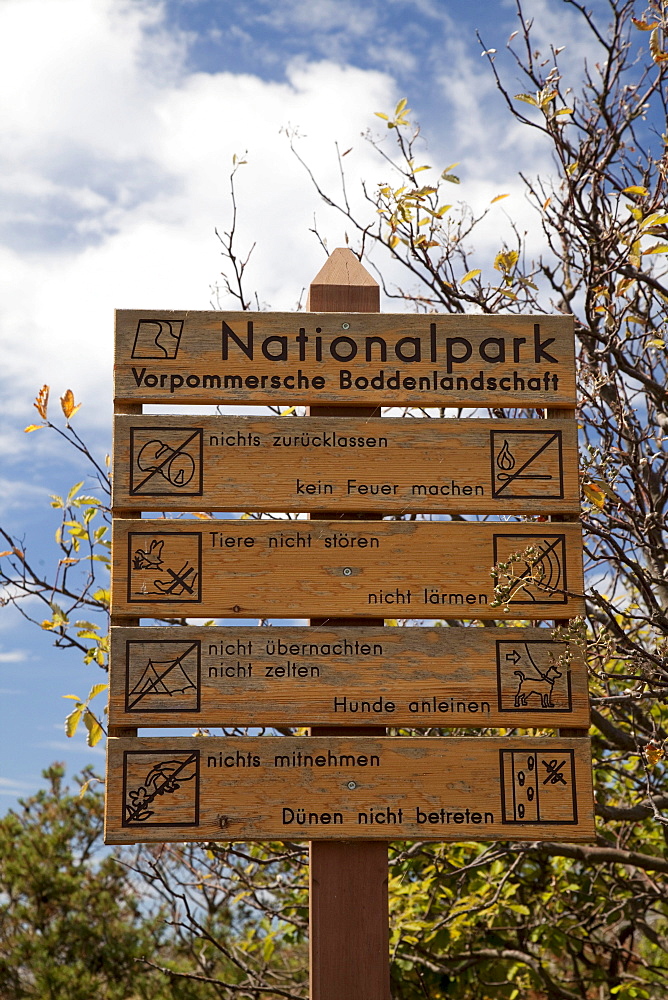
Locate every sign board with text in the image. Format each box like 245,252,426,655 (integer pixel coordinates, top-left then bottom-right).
111,519,585,620
108,625,589,728
112,415,580,515
114,311,576,407
104,736,595,845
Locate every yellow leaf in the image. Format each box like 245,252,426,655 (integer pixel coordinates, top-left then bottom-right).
649,27,668,63
281,406,296,416
87,682,109,700
395,97,408,115
491,194,509,203
623,185,649,195
461,269,482,284
642,243,668,255
65,706,83,738
83,710,104,747
494,250,519,273
514,93,538,106
640,212,668,229
645,741,665,766
59,558,79,566
375,112,389,121
632,17,657,30
0,550,13,557
60,389,82,420
589,478,620,501
566,162,579,176
33,384,49,420
192,511,214,519
24,424,44,433
648,338,665,348
583,483,606,509
543,197,552,210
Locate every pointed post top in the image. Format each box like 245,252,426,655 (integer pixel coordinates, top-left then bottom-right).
307,248,380,313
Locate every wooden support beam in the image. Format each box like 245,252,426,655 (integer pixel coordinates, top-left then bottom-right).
307,249,390,1000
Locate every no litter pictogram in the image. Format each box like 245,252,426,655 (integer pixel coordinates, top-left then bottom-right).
129,427,203,497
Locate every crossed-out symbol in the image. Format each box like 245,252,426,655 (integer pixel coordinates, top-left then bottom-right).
154,562,197,596
542,758,568,785
130,428,202,495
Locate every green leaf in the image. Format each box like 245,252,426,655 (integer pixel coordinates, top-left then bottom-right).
66,481,84,503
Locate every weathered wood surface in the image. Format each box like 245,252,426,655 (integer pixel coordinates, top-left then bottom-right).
114,310,576,407
112,415,580,514
104,736,595,844
111,518,585,619
108,625,589,728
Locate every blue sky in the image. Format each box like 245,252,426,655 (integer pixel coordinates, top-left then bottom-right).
0,0,624,808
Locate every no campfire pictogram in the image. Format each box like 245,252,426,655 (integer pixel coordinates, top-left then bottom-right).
490,429,564,499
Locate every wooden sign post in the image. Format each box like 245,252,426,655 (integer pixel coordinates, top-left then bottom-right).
305,252,391,1000
106,248,592,1000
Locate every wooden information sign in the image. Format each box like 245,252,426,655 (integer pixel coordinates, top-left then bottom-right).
111,518,585,619
114,310,576,407
109,625,589,728
104,735,595,845
113,415,580,515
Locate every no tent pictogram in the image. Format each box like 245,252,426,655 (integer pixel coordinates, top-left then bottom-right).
490,429,564,499
125,639,201,713
129,427,204,497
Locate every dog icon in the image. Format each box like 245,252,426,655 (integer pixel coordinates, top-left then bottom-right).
514,662,562,708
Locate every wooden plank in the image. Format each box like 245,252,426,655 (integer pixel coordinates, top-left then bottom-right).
111,519,585,619
112,415,580,514
114,310,576,407
108,625,590,728
104,736,596,844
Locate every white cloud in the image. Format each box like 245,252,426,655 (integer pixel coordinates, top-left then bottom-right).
0,0,401,438
0,649,28,663
0,0,602,447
